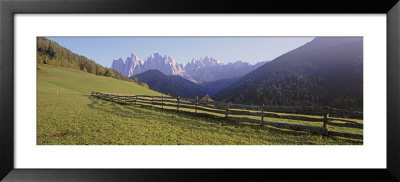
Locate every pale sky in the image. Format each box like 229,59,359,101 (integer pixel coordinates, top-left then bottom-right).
47,37,314,67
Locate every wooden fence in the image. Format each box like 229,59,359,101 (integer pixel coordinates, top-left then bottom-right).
91,91,363,140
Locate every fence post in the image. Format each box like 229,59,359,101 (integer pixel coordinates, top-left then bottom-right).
177,96,180,112
261,104,264,126
195,96,198,113
162,95,164,109
225,102,230,118
323,106,330,129
135,95,137,105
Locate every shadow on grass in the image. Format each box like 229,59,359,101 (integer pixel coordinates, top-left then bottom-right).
87,96,362,145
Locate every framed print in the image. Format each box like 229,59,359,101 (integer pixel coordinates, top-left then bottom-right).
1,0,400,181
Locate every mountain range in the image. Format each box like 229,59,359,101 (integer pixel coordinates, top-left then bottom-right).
112,53,184,79
183,57,266,83
111,53,267,83
135,70,242,98
135,70,207,98
112,37,363,110
215,37,363,110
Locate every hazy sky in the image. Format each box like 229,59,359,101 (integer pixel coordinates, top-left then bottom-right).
47,37,314,68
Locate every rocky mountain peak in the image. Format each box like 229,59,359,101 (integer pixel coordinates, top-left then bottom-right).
150,52,162,59
112,53,266,83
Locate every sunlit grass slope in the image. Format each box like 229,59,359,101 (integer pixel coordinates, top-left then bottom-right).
37,64,158,95
37,64,361,145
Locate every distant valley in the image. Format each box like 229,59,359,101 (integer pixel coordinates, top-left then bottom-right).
135,70,207,98
134,69,242,98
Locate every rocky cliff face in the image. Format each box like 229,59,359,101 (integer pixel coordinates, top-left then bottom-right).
111,52,183,78
123,53,144,77
141,53,184,76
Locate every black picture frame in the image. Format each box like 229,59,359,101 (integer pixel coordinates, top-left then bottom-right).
1,0,399,181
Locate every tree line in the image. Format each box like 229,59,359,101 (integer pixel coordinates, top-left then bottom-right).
37,37,151,89
37,37,128,81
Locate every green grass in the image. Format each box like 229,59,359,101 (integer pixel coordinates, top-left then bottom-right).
37,64,362,145
37,64,159,96
130,98,363,136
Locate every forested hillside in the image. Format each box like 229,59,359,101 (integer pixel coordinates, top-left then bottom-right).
37,37,128,81
215,37,363,110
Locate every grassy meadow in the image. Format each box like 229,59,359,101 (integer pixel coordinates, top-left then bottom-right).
37,64,362,145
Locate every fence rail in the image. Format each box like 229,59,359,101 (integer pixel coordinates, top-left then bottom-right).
91,91,363,140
